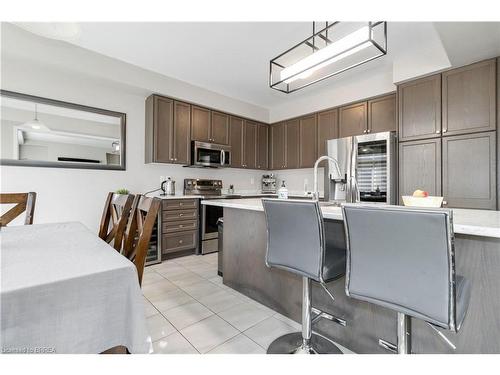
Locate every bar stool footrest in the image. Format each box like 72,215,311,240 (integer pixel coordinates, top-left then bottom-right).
378,338,397,353
311,307,347,327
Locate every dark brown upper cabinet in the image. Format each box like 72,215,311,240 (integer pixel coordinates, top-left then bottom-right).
368,94,396,134
339,102,367,137
145,95,173,164
243,120,257,169
256,124,268,170
317,109,338,159
229,116,244,168
172,101,191,164
191,105,211,143
270,122,285,170
285,119,300,169
299,114,317,168
442,59,497,137
211,111,230,144
442,132,497,210
398,138,442,204
398,74,442,142
191,106,229,144
145,95,190,165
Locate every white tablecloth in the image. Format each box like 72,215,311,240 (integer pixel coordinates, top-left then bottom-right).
0,222,152,354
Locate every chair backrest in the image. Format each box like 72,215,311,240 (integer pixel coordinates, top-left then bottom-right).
98,192,134,251
262,199,326,282
122,195,161,286
0,192,36,227
342,204,458,330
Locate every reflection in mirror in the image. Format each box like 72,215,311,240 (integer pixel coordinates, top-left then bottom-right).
0,90,126,170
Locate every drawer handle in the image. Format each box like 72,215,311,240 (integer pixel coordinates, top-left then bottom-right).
179,225,184,228
179,213,184,217
179,239,183,244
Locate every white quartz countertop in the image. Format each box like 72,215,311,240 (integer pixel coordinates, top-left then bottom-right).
151,194,204,200
201,198,500,239
150,192,318,200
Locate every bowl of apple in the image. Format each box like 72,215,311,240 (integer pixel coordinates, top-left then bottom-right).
402,190,444,208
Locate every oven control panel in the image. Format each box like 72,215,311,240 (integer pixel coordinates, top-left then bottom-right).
184,179,222,196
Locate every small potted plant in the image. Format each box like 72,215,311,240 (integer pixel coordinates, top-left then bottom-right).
115,188,129,195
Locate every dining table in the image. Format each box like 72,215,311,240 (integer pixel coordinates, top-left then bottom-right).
0,221,152,354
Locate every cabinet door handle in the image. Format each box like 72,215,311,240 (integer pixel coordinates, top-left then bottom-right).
367,129,371,133
179,239,183,244
436,130,441,134
443,129,448,133
179,213,184,217
442,200,448,206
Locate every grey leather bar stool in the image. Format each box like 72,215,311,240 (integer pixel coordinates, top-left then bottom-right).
342,204,471,354
262,198,346,354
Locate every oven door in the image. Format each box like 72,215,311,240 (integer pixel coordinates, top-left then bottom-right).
192,141,231,167
202,204,223,241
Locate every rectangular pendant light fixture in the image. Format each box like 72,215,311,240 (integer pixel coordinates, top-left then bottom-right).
270,22,387,93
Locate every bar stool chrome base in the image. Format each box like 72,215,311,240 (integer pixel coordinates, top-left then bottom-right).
267,332,343,354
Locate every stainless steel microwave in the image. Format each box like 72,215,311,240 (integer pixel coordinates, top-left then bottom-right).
191,141,231,168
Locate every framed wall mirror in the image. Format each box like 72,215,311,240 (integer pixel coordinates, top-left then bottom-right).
0,90,126,170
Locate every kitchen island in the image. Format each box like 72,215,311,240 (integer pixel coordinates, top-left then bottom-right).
201,198,500,354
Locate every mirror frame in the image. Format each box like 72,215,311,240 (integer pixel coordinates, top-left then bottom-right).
0,90,126,170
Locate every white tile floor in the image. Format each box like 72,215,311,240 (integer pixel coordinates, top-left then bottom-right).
143,253,352,354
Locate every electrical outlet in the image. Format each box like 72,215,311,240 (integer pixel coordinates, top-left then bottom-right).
304,178,309,191
250,178,255,185
160,175,165,184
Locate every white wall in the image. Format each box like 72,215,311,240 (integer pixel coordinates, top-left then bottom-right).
0,53,269,231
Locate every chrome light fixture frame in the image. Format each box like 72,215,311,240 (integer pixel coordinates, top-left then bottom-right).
269,21,387,94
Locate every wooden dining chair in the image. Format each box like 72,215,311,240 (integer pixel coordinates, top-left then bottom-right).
0,192,37,227
122,195,161,286
98,192,135,251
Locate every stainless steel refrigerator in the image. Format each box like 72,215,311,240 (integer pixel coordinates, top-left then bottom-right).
324,131,397,204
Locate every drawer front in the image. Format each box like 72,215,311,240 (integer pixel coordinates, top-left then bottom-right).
163,199,198,211
163,231,197,253
163,220,198,234
162,209,198,222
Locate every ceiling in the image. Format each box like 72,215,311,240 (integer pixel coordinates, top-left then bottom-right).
8,22,500,111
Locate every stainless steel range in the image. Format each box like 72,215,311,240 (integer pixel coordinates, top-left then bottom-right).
184,179,222,254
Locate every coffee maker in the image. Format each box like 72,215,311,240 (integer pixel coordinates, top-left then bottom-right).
261,174,277,194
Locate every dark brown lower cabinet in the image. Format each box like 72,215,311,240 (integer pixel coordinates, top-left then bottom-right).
398,138,442,204
161,199,199,258
442,131,497,209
